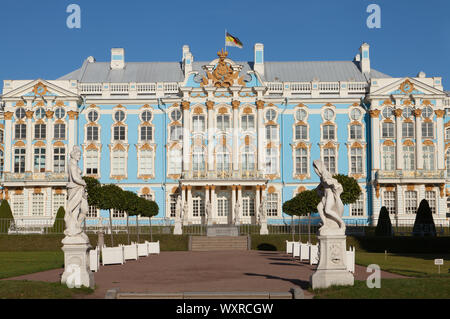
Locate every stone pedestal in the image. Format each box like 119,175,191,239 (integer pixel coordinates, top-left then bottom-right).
173,219,183,235
61,235,95,289
260,221,268,235
310,235,354,289
97,230,104,251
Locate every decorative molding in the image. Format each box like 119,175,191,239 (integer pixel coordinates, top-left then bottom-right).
256,100,265,109
393,109,403,117
201,49,245,87
382,140,395,146
435,110,445,118
182,101,190,110
413,109,422,117
206,101,215,110
4,112,14,120
399,79,414,94
25,111,34,119
231,100,240,109
369,109,380,118
67,111,79,120
403,139,415,146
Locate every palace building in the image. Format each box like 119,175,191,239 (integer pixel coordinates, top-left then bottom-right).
1,43,449,227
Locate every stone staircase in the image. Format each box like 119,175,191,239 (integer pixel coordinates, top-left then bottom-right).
190,236,249,251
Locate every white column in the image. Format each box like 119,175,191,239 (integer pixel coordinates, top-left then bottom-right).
255,186,261,221
256,100,264,172
207,101,215,174
187,186,192,223
415,109,423,169
205,186,210,222
4,112,13,172
370,110,381,170
45,111,53,172
237,185,242,222
396,185,403,219
371,185,380,226
25,110,33,172
182,101,190,173
394,109,403,170
436,110,445,170
232,101,239,172
67,111,78,154
211,186,216,220
231,186,236,223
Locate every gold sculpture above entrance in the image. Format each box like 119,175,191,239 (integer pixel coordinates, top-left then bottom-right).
201,49,245,88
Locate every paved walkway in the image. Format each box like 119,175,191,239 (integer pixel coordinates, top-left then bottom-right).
7,250,405,299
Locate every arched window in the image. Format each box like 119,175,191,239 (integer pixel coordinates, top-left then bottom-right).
140,126,153,141
422,122,434,138
34,124,46,139
295,148,308,175
217,192,230,217
241,146,255,172
192,192,205,217
87,126,99,141
192,146,205,173
14,148,26,173
54,123,66,140
266,193,279,217
404,191,417,214
265,125,278,141
403,145,415,170
170,125,183,141
423,145,435,170
425,191,436,214
86,150,98,175
265,147,278,174
242,192,255,216
216,145,230,173
113,126,126,141
15,124,26,139
350,148,363,174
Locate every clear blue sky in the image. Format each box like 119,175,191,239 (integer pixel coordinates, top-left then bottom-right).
1,0,449,92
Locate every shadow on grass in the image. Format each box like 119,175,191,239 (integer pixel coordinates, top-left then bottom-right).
244,272,310,290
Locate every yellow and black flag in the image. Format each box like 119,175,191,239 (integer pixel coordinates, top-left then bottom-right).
225,32,243,48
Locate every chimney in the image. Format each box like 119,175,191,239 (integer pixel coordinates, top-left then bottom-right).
254,43,264,77
359,43,370,74
182,45,193,76
111,48,125,70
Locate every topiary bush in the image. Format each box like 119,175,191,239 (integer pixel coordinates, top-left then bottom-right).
51,206,66,234
375,206,392,237
0,200,14,232
412,199,436,237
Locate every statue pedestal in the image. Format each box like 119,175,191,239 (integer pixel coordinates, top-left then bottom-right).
310,235,354,290
260,222,268,235
61,235,95,289
173,219,183,235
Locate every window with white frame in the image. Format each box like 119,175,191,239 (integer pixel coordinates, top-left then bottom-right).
216,145,230,172
349,124,362,140
241,114,255,130
113,126,126,141
192,115,205,132
112,209,125,218
87,205,98,218
33,148,46,173
217,114,230,131
402,122,414,138
382,145,395,171
422,122,434,138
141,110,152,122
112,150,126,176
14,148,25,173
169,194,177,217
34,124,46,139
295,124,308,140
87,126,99,141
295,148,308,175
423,145,435,171
54,123,66,139
350,148,363,174
168,148,182,175
323,148,336,174
140,126,153,141
55,107,66,119
265,148,278,174
242,193,255,216
170,125,183,141
139,149,153,175
52,193,65,216
265,125,278,141
405,191,418,214
31,193,44,216
383,191,396,214
12,193,24,216
86,150,99,175
54,148,65,173
322,125,335,140
87,110,98,122
217,195,229,217
266,193,278,217
140,193,153,201
15,124,26,139
403,146,415,170
425,190,436,214
446,128,450,140
192,194,205,217
381,122,395,138
350,194,364,216
241,146,255,172
192,146,205,172
15,107,26,120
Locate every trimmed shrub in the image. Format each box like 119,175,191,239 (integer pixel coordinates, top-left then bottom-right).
412,199,436,237
375,206,392,237
0,200,14,232
50,207,66,233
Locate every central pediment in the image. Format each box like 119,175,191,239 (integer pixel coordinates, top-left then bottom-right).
201,49,245,88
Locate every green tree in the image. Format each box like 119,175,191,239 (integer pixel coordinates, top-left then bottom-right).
123,190,139,244
412,199,436,237
51,206,66,234
0,200,14,232
375,206,392,237
82,177,102,208
138,197,158,242
97,184,124,246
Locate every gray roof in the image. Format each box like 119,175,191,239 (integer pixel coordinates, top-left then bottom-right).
58,59,390,83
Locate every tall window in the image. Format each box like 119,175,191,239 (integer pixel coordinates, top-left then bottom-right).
323,148,336,174
139,150,153,175
12,193,24,216
34,124,46,139
170,125,183,141
382,145,395,171
241,115,255,130
54,124,66,139
266,193,278,217
383,191,396,215
216,145,230,172
381,122,395,138
54,148,65,173
422,122,434,138
168,148,182,175
423,145,435,171
15,124,26,139
192,146,205,172
87,126,99,141
425,191,436,214
112,150,126,176
14,148,25,173
32,193,44,216
351,194,364,216
192,115,205,132
34,148,46,173
295,148,308,175
350,124,362,140
405,191,418,214
241,146,255,172
446,128,450,140
265,148,278,174
295,124,307,140
192,194,205,217
403,146,415,170
242,194,255,216
322,125,335,140
169,194,177,217
53,193,66,216
217,114,230,131
140,126,153,141
265,125,278,141
402,122,414,138
113,126,126,141
217,195,229,217
350,148,363,174
86,150,98,175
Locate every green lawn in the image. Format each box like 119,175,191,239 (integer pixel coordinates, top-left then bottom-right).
0,280,92,299
355,252,450,277
0,251,64,279
312,278,450,299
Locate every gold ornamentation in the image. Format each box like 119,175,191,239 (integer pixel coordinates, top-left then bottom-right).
55,101,65,107
413,109,422,117
45,111,54,119
86,143,99,151
218,107,228,114
439,184,445,198
33,82,48,96
231,100,240,109
423,140,434,146
322,141,335,149
403,140,414,146
435,110,445,118
256,100,265,109
54,141,65,147
25,111,34,119
201,49,245,87
244,135,251,146
383,140,395,146
34,187,42,194
400,79,414,94
369,109,380,118
55,188,64,195
193,106,203,114
67,111,79,120
297,103,306,108
422,100,432,106
243,106,253,114
206,101,215,110
351,142,363,148
182,101,190,110
402,100,412,106
376,184,380,198
35,141,45,147
113,143,126,151
15,101,25,107
393,109,403,117
268,186,276,193
4,112,14,120
297,186,306,193
14,141,25,147
407,185,415,191
294,142,308,149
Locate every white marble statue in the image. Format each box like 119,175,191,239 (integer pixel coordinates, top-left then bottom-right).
313,159,345,235
65,146,89,240
259,195,268,235
234,201,240,224
205,199,211,218
182,201,189,222
175,195,182,219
